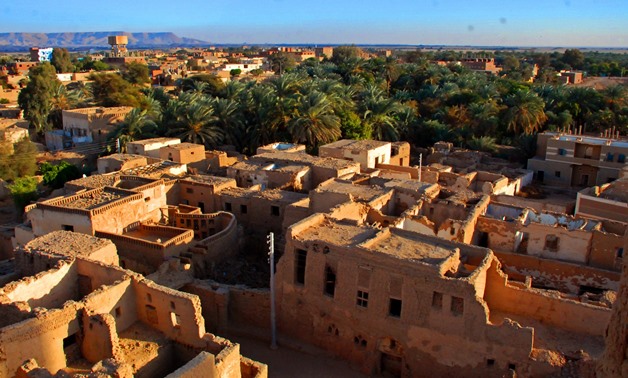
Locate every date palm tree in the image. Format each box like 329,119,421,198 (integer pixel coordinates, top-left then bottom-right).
503,90,548,135
211,97,244,148
287,90,341,148
110,108,158,151
166,94,223,148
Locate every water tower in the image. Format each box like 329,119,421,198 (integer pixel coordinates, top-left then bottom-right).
108,35,129,57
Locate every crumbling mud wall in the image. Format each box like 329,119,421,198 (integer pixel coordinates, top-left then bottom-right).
597,237,628,377
484,260,612,336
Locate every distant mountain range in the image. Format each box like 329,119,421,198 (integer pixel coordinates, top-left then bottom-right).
0,32,210,51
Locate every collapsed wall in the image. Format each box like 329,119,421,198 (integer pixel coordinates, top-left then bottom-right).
597,235,628,377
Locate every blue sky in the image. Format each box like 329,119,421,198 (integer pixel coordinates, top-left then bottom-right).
1,0,626,46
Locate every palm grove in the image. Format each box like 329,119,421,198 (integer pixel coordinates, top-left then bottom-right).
15,47,628,159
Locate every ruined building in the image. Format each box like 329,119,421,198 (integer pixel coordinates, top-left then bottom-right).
1,137,625,377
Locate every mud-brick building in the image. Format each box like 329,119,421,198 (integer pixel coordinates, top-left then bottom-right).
276,214,612,377
528,132,628,187
18,179,168,243
576,177,628,223
476,202,626,272
0,231,267,378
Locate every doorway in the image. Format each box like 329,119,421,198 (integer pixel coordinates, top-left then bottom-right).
380,353,402,377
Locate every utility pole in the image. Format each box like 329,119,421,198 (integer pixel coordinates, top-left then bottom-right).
267,232,278,350
418,153,422,182
116,138,121,153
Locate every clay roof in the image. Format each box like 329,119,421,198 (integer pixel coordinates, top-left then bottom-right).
180,175,235,186
128,137,180,145
42,187,139,211
297,218,378,247
253,152,359,170
364,228,457,265
100,153,147,162
229,160,310,173
321,139,390,151
23,231,113,258
315,181,388,202
65,174,119,190
162,142,204,151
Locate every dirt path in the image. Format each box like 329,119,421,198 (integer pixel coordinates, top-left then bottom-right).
225,332,366,378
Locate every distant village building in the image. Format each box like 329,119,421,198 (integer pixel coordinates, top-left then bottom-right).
558,70,584,84
45,106,133,150
460,57,502,75
0,118,29,145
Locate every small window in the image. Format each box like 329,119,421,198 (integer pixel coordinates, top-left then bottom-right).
295,249,307,285
451,296,464,316
508,363,516,371
389,298,402,318
170,301,176,310
618,154,626,163
545,234,559,252
240,205,248,214
271,205,280,216
170,312,181,328
432,292,443,309
324,265,336,297
62,224,74,232
617,248,624,259
115,307,121,318
606,153,614,162
558,148,566,156
186,187,193,194
555,171,561,178
357,290,369,308
486,359,495,367
146,293,152,303
224,202,232,211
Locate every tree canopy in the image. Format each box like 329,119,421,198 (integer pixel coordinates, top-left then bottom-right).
18,62,61,134
51,48,74,73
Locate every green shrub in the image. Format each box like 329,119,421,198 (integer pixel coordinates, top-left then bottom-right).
40,161,81,189
8,177,39,214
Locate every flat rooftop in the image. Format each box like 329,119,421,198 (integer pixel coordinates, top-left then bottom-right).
162,142,204,150
122,160,185,177
100,153,147,162
180,175,236,186
321,139,390,151
128,137,180,146
296,218,378,247
0,118,28,129
379,178,437,194
23,231,114,258
220,187,307,203
598,179,628,203
122,224,191,243
546,132,628,148
65,174,158,191
315,181,389,202
65,174,119,190
254,152,359,170
63,106,133,115
364,228,458,265
70,188,133,210
230,160,309,174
